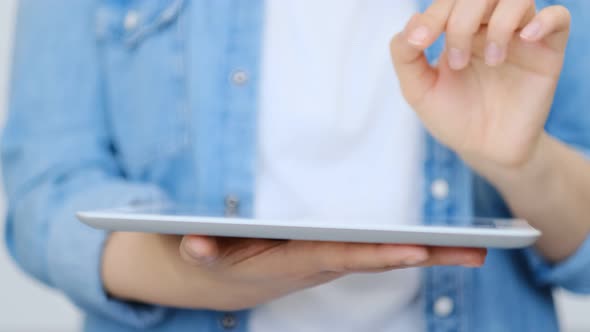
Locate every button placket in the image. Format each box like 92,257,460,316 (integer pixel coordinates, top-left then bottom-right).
224,195,240,217
123,10,140,31
434,296,454,318
424,137,465,331
431,178,450,200
231,70,249,85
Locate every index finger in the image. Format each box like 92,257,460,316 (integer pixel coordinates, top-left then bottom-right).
345,246,488,273
277,241,429,273
390,0,455,105
421,247,488,267
405,0,456,50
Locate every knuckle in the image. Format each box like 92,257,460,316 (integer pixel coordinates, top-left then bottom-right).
503,0,532,9
339,261,355,273
488,21,515,41
447,23,471,37
446,23,476,46
335,243,357,272
407,12,422,25
306,242,338,271
390,33,404,54
446,29,474,46
485,0,500,11
420,11,444,28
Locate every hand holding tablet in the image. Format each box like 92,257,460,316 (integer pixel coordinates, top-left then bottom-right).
99,223,488,311
86,203,539,310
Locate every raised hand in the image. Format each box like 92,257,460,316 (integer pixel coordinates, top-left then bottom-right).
390,0,571,169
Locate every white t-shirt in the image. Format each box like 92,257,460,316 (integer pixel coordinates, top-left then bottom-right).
253,1,424,332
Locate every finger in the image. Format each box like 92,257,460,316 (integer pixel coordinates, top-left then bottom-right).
446,0,495,70
180,235,287,269
180,235,219,265
213,237,286,267
390,0,454,105
486,0,536,66
297,242,430,273
407,0,455,48
304,243,487,272
520,5,571,51
423,247,488,267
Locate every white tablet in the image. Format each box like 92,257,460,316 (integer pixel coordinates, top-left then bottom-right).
76,204,541,248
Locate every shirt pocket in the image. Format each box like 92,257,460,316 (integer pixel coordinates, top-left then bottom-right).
95,0,190,180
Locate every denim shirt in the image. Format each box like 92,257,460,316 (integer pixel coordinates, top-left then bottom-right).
2,1,590,331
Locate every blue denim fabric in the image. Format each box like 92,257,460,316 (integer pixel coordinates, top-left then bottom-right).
2,0,589,331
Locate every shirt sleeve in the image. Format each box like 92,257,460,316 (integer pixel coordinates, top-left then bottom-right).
523,237,590,294
530,0,590,294
1,0,170,328
521,142,590,294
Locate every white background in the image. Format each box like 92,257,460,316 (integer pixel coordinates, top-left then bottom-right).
0,1,588,331
0,2,82,331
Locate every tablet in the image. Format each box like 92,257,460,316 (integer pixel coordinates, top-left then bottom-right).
76,204,541,248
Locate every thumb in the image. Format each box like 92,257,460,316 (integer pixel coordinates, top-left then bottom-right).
519,5,571,53
180,235,219,265
390,0,452,106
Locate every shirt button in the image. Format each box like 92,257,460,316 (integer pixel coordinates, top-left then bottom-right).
231,70,249,85
224,195,240,216
431,178,450,200
220,313,238,330
123,11,140,31
434,296,454,318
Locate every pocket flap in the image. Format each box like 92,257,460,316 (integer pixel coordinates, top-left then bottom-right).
96,0,185,47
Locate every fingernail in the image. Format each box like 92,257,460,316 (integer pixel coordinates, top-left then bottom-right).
448,48,468,70
402,251,429,266
408,26,430,46
520,21,542,41
485,42,505,66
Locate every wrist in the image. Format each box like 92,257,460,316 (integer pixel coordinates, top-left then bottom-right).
102,232,224,309
101,233,183,303
461,132,554,187
101,232,158,302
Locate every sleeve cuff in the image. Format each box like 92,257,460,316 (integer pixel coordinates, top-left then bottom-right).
524,234,590,294
46,180,171,328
